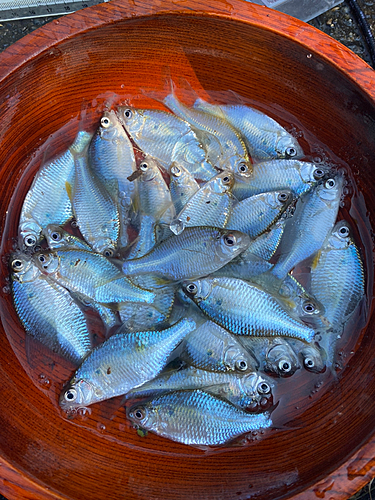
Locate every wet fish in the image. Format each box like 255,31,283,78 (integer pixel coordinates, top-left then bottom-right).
286,339,326,373
122,227,250,288
33,248,155,304
193,98,303,160
169,163,200,214
232,159,327,201
180,320,258,373
239,336,300,377
127,366,273,410
310,220,364,328
88,110,137,247
183,277,315,342
127,390,272,446
226,190,292,239
43,224,92,251
170,171,235,235
70,151,120,254
59,318,196,411
116,106,217,180
19,131,92,247
162,85,253,178
271,176,344,280
10,253,92,364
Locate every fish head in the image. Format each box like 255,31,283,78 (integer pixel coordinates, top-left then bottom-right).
182,279,212,302
300,345,326,373
97,110,123,141
224,345,257,373
299,162,328,184
275,135,303,159
10,252,40,282
265,342,300,377
33,250,59,274
136,156,161,183
318,176,344,204
233,159,253,179
59,378,97,412
328,220,352,250
116,106,144,135
214,229,251,261
242,373,273,404
43,224,68,249
267,190,293,210
19,220,42,248
127,404,154,431
210,171,234,194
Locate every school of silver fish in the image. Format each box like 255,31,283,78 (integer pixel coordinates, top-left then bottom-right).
10,86,365,448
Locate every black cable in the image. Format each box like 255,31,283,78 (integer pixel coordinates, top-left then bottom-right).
346,0,375,69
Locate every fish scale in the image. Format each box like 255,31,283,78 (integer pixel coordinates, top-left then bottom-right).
60,318,196,410
127,390,272,446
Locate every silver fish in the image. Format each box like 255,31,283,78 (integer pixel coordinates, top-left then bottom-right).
239,336,300,377
162,86,253,178
193,98,303,160
170,171,235,235
116,106,217,180
169,163,200,214
59,318,196,411
19,131,92,247
232,159,327,202
33,248,155,304
43,224,92,251
180,320,258,373
122,227,250,287
286,339,326,373
127,390,272,446
271,176,344,280
10,253,92,364
183,277,315,342
226,190,292,239
70,151,120,254
127,366,273,409
88,111,137,247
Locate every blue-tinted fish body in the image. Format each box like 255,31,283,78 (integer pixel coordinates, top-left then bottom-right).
88,111,137,247
33,248,155,304
183,277,315,342
246,219,286,261
271,176,343,280
59,318,196,410
19,131,92,248
127,390,272,446
43,224,92,251
10,253,92,364
169,163,200,214
232,159,326,201
71,151,120,254
122,227,250,285
126,215,158,260
193,99,303,160
180,320,258,372
226,190,292,239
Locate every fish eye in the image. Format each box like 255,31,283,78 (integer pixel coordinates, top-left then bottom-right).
285,146,297,157
64,388,77,402
302,301,316,314
24,234,37,247
51,231,62,241
103,248,114,257
100,116,111,128
258,382,271,395
325,178,336,189
171,165,182,177
237,162,249,174
313,168,325,179
38,254,47,264
139,162,148,172
304,357,315,369
11,259,24,271
235,359,248,371
339,225,350,238
279,360,292,373
222,174,232,185
278,192,289,203
132,407,146,420
185,283,198,295
223,234,237,247
124,109,133,119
